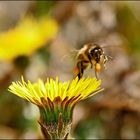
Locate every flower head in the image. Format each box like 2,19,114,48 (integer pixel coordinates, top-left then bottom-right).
9,77,102,106
8,76,102,139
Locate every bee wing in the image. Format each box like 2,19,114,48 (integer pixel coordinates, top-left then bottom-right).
60,49,79,63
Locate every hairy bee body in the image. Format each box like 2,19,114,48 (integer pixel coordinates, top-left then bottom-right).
74,43,109,79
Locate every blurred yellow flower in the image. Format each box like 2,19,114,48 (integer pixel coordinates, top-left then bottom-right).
0,16,58,60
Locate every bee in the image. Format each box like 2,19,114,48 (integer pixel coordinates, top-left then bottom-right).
74,43,111,80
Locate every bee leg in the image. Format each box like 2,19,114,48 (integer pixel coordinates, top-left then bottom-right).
103,55,108,69
77,73,81,79
77,62,84,79
91,63,93,69
88,54,93,68
95,64,99,80
95,71,99,80
77,70,83,79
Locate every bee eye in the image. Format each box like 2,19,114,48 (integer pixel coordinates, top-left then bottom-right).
93,48,100,53
90,48,98,54
94,49,98,52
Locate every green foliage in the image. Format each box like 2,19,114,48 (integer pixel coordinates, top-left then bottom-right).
35,1,56,17
74,117,103,139
117,4,140,53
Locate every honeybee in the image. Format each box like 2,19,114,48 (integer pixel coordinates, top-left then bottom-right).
74,43,111,80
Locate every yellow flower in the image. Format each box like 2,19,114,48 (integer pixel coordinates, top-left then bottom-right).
8,76,103,139
9,76,102,107
0,16,58,61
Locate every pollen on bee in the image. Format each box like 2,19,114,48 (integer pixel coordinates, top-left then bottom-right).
74,67,80,75
95,63,101,72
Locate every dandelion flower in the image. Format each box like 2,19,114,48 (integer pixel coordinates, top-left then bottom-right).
8,77,103,139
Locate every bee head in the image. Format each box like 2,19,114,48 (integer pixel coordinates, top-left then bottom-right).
89,44,103,62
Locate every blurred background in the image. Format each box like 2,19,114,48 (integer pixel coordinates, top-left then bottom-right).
0,1,140,139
